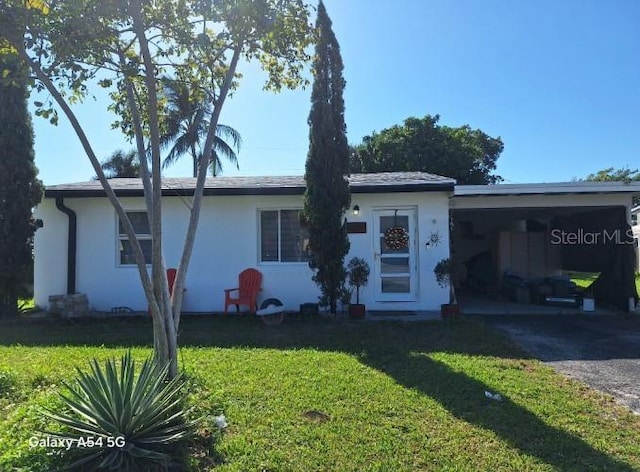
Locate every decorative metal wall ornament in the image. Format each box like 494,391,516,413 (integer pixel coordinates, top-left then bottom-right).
384,210,409,250
428,230,442,247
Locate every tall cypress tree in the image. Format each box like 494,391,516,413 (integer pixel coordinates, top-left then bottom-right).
303,1,350,314
0,52,43,316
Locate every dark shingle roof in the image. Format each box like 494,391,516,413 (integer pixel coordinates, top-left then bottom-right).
45,172,455,198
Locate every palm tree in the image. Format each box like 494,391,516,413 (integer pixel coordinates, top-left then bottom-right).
97,150,140,178
160,78,242,177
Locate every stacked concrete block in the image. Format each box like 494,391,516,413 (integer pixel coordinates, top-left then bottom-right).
48,293,90,318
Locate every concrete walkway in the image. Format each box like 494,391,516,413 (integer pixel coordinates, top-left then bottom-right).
366,310,441,321
459,293,619,316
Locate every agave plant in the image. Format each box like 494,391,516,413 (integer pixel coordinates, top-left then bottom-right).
42,352,195,471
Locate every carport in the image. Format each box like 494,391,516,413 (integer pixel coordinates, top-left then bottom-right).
450,182,640,313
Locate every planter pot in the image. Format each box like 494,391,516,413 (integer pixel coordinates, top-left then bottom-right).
441,303,461,319
348,304,366,319
300,303,319,317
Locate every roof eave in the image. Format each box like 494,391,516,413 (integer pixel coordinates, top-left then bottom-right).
454,191,639,197
455,182,640,197
352,182,454,193
45,182,454,199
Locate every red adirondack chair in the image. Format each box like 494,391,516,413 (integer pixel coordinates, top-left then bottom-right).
166,268,177,296
224,268,263,314
148,268,178,316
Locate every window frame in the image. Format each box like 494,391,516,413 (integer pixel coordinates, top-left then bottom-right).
116,210,152,267
258,208,309,265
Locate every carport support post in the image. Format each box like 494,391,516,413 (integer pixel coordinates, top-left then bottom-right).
626,203,637,312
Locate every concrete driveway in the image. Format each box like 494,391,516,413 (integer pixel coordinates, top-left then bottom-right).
480,314,640,414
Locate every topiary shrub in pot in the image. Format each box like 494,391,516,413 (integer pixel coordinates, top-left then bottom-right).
434,258,460,318
346,257,370,319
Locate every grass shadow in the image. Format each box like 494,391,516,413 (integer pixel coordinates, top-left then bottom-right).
359,346,635,471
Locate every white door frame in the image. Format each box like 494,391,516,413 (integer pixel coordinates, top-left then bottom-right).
372,207,418,302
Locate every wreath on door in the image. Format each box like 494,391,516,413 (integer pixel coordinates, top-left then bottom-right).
384,210,409,250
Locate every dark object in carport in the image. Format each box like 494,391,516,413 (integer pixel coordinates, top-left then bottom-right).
544,296,579,308
465,251,496,293
300,302,318,317
502,272,528,302
506,274,578,306
588,235,639,311
531,277,577,305
551,207,638,311
529,281,553,304
552,278,572,297
515,286,531,304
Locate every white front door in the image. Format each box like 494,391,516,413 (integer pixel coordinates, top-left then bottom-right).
373,208,418,301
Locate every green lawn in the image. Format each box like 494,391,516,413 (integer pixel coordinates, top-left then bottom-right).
17,298,36,311
564,271,600,289
565,271,640,294
1,316,639,471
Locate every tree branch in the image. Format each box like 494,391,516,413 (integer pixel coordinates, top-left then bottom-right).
171,40,244,327
117,49,153,216
15,44,160,319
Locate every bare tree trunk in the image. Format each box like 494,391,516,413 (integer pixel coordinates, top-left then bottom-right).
131,0,177,377
14,5,246,380
20,48,170,358
117,53,172,364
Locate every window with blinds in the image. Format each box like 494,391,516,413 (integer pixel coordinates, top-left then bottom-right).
259,210,309,263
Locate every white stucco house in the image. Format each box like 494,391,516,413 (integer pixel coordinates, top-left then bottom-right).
34,172,640,314
35,172,454,313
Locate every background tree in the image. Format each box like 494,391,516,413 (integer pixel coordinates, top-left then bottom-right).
1,0,312,376
585,166,639,205
160,78,242,177
0,52,43,316
97,149,140,178
303,0,350,314
350,114,504,184
585,167,640,182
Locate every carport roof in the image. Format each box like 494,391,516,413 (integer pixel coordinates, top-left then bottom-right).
455,181,640,197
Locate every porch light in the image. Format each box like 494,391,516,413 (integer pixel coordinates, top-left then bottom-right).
353,205,360,216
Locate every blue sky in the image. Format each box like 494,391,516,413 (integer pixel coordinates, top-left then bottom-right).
31,0,640,185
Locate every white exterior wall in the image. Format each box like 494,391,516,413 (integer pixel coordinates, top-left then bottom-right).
34,191,451,313
348,192,450,311
34,199,68,301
